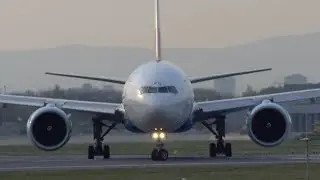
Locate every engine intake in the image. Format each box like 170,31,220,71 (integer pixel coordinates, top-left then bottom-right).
246,101,291,147
26,105,72,151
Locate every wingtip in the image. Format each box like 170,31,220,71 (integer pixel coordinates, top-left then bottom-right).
45,72,57,75
262,68,272,71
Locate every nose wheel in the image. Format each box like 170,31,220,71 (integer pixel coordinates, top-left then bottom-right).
151,148,169,161
150,131,168,161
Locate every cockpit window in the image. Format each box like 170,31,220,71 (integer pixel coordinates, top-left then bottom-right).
138,86,178,94
167,86,178,94
158,86,168,93
148,87,158,93
139,86,149,94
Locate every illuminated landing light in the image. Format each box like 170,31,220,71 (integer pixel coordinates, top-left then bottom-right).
151,131,167,140
159,132,166,139
137,94,143,99
137,90,143,99
152,132,159,139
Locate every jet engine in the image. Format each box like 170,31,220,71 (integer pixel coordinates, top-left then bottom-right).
26,104,72,151
246,100,292,147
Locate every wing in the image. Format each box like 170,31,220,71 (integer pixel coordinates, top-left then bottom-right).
45,72,126,85
189,68,271,84
0,94,121,117
195,88,320,120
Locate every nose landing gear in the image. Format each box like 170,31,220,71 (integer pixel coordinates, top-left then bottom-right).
150,130,168,161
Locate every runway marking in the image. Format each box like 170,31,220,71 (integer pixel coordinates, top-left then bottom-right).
0,160,311,172
0,154,319,172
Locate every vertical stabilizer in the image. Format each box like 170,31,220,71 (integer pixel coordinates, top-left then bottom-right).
155,0,161,62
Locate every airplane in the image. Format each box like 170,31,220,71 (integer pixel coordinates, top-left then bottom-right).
1,0,320,161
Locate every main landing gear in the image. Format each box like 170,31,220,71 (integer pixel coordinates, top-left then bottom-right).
150,131,168,161
88,116,117,160
201,116,232,158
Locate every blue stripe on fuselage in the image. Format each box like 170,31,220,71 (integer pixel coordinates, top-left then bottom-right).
173,118,193,133
124,120,145,133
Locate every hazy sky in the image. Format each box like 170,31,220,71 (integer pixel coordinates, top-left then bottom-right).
0,0,320,50
0,0,320,93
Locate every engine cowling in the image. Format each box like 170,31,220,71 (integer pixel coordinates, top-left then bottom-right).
26,105,72,151
246,100,292,147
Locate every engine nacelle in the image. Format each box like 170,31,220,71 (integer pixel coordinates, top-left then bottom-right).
26,105,72,151
246,100,292,147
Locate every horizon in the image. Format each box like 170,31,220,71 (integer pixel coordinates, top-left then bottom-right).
0,31,319,94
0,31,318,52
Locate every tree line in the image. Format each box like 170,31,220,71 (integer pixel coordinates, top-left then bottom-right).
3,82,320,134
10,82,320,102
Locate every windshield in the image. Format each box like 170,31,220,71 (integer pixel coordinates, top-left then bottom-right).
139,86,178,94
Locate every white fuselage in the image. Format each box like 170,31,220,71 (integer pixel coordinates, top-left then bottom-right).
122,61,194,133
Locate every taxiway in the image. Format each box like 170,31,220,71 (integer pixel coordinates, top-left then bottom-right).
0,154,319,172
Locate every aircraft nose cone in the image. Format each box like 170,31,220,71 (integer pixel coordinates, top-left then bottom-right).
144,95,166,106
145,104,167,123
142,95,176,130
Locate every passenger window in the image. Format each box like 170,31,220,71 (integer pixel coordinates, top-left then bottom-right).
158,86,168,93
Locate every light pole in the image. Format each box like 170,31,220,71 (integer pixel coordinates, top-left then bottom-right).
1,85,7,126
300,137,310,180
299,113,311,180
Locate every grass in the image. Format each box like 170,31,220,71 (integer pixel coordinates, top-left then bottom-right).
1,164,319,180
1,139,320,156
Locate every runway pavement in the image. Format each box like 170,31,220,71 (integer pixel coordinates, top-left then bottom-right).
0,154,319,172
0,133,250,145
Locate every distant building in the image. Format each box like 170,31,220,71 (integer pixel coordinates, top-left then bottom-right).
284,74,307,85
214,77,236,96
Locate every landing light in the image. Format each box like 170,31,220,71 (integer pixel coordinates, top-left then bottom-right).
137,94,143,99
152,132,166,140
152,132,159,139
159,132,166,139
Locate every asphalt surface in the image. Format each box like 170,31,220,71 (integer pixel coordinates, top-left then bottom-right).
0,133,250,145
0,154,319,172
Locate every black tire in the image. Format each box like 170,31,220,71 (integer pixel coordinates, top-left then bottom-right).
88,145,94,159
151,148,159,161
209,143,217,157
158,149,168,161
103,145,110,159
225,143,232,157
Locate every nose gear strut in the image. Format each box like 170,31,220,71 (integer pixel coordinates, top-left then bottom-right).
150,131,168,161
